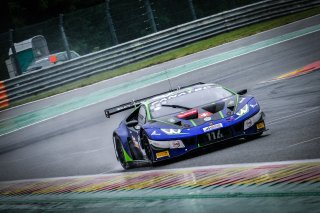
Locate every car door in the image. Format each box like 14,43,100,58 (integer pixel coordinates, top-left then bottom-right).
126,106,146,158
126,106,146,143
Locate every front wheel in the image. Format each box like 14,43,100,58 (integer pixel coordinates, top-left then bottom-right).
114,135,131,169
141,133,155,164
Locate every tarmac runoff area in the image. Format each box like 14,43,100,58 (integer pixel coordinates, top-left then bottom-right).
0,159,319,213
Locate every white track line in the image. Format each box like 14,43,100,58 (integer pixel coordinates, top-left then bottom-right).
267,106,320,125
288,136,320,147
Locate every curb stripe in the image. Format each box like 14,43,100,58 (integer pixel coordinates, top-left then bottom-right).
0,81,5,90
0,100,9,109
0,160,319,196
0,92,7,101
0,81,9,109
274,60,320,80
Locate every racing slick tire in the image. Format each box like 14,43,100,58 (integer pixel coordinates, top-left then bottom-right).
129,141,144,160
114,135,131,169
141,132,155,165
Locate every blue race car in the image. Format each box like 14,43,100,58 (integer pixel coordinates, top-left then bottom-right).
105,83,266,169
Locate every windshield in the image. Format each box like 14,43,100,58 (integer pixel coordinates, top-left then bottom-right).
149,85,234,118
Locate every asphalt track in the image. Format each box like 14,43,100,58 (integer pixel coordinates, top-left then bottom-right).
0,15,319,182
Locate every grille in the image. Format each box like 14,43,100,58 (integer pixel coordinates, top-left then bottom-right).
233,122,244,133
182,137,197,146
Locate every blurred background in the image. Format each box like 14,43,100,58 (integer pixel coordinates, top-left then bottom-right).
0,0,263,80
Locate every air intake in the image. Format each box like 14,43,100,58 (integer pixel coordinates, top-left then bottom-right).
202,102,225,114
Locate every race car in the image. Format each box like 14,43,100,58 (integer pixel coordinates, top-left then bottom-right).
105,82,266,169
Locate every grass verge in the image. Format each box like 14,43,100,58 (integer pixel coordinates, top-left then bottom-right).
8,7,320,108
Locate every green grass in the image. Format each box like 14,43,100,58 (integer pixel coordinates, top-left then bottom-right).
8,7,320,108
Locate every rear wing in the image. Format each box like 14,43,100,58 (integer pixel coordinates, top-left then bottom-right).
104,82,205,118
104,99,144,118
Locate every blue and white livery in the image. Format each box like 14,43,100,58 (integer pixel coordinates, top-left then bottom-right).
105,83,266,169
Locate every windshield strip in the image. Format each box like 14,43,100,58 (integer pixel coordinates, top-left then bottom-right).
152,119,180,127
219,111,224,119
190,120,197,126
145,104,151,120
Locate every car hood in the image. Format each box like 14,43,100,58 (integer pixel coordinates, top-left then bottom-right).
144,95,259,140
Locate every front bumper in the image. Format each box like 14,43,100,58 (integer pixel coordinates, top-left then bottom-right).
149,116,266,162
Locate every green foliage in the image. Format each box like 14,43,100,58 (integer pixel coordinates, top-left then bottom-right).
2,0,267,81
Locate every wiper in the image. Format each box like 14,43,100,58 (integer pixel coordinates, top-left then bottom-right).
161,104,191,110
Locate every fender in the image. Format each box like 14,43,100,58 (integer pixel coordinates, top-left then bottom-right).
113,122,134,161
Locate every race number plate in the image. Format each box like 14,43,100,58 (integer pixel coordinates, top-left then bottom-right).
199,128,231,147
256,122,265,129
156,151,170,159
205,129,223,141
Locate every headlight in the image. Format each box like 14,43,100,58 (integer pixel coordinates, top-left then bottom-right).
161,129,187,135
148,139,185,149
236,104,249,118
244,110,263,130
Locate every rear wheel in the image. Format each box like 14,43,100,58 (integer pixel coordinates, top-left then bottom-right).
114,135,131,169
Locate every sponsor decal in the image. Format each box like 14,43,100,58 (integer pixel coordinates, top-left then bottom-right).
150,86,212,106
250,103,258,108
204,117,211,121
236,104,249,117
161,129,188,135
171,141,182,148
115,101,142,111
151,130,161,136
245,119,253,128
156,151,170,159
198,112,212,118
203,123,223,132
177,109,198,119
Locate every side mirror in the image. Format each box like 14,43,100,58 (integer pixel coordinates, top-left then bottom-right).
127,120,138,127
237,89,247,95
